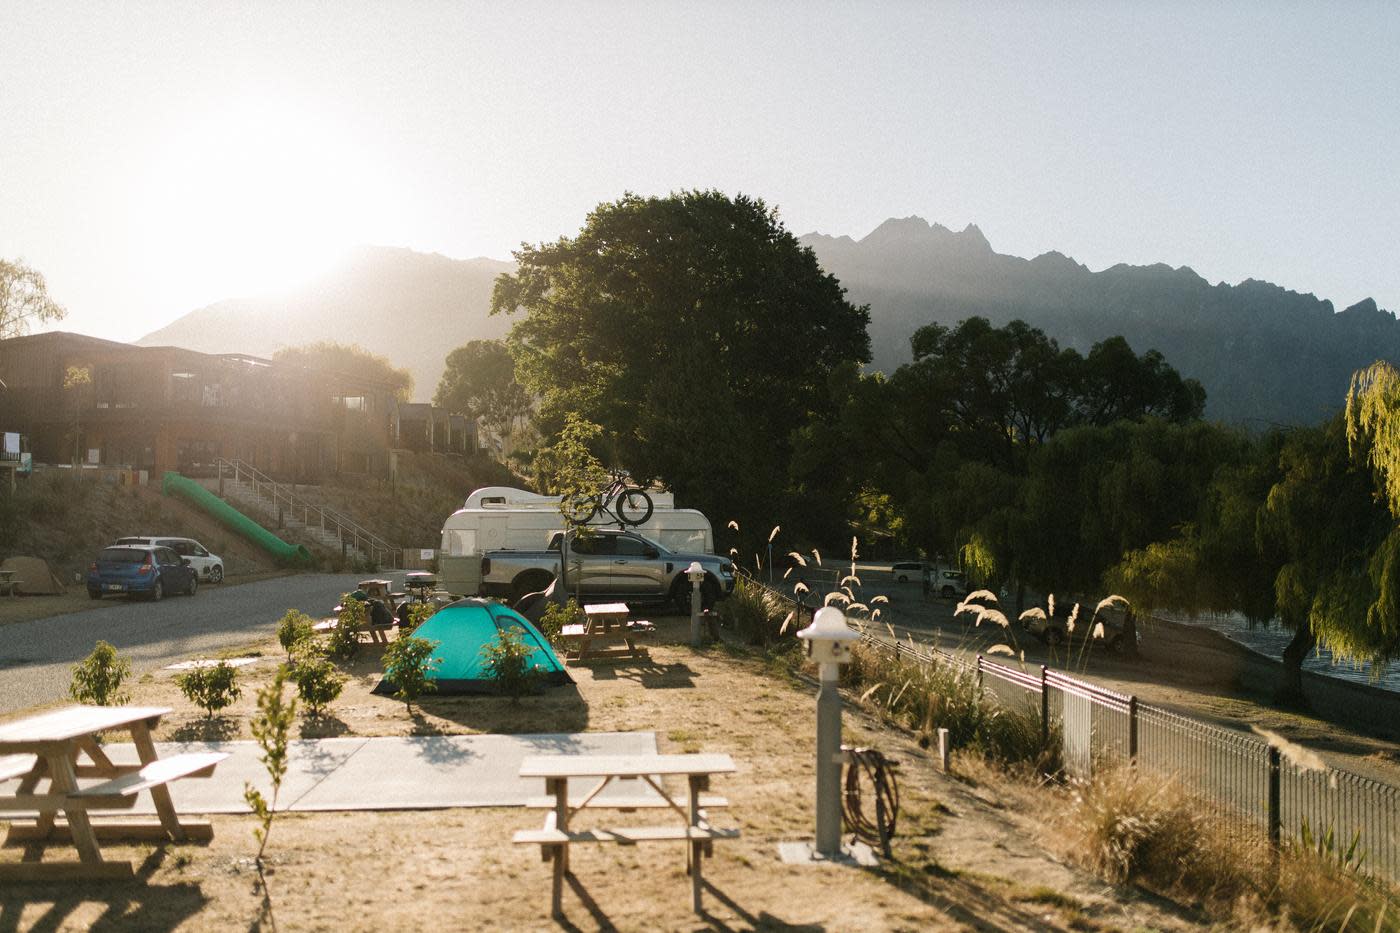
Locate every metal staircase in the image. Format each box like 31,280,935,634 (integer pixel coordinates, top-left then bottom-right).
212,458,401,569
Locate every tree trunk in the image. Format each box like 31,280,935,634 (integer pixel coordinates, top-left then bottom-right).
1275,618,1314,708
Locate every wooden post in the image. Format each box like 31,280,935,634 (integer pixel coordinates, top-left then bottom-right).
937,727,950,772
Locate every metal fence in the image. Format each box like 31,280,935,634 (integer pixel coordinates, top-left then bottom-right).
751,579,1400,886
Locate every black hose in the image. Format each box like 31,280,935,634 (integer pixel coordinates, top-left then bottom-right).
842,746,900,857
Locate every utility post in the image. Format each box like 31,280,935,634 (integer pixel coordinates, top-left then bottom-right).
687,561,705,647
806,607,854,856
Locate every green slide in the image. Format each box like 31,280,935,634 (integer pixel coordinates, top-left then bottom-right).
162,472,312,565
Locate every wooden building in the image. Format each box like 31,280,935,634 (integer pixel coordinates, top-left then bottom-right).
0,332,402,481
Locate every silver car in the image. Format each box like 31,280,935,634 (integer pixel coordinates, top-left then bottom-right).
114,536,224,583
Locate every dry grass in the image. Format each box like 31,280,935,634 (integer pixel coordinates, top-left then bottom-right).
1053,765,1400,932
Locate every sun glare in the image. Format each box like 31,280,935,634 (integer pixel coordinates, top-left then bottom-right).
137,98,392,306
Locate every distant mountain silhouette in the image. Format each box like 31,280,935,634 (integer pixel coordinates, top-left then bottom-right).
141,226,1396,424
137,246,513,401
800,217,1397,424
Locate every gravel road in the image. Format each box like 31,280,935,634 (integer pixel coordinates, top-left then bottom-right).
0,572,375,714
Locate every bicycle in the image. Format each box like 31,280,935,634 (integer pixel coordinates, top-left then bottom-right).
562,471,655,527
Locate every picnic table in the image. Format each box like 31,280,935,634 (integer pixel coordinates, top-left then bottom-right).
0,569,20,597
560,602,653,662
0,705,227,881
514,753,739,915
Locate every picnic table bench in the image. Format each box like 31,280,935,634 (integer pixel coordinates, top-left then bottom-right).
314,614,394,645
0,705,227,881
559,602,653,662
514,753,739,915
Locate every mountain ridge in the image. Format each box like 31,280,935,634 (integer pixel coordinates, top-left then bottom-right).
135,222,1396,424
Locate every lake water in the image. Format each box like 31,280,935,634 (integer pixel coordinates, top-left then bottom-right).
1159,612,1400,694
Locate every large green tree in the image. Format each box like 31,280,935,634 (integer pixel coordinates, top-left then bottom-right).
0,258,66,340
273,342,413,402
493,191,870,541
434,339,531,435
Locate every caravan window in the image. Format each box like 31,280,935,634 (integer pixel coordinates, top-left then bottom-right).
442,529,477,556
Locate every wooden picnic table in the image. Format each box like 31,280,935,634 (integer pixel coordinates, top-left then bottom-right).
0,569,20,598
0,705,227,881
514,752,740,915
560,602,652,662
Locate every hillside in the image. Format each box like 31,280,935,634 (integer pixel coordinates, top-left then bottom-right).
135,224,1400,426
137,246,513,402
801,217,1400,425
0,471,276,582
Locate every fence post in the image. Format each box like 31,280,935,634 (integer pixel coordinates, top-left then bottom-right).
976,655,983,696
1271,739,1282,840
1267,746,1281,850
1128,696,1138,766
1040,665,1049,744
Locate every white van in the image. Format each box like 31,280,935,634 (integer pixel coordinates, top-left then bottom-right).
438,486,714,597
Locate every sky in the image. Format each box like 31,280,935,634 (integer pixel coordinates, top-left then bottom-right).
2,0,1398,342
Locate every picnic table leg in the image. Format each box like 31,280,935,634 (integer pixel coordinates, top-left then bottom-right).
549,777,568,915
687,774,703,913
17,758,55,838
130,719,186,842
45,752,102,864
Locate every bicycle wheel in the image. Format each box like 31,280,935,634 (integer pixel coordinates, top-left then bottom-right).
562,494,600,525
614,488,654,526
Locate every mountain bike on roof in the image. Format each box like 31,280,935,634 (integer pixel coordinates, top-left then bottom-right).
562,470,655,527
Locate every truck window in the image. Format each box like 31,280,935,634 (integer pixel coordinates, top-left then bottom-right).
571,535,616,556
614,536,652,557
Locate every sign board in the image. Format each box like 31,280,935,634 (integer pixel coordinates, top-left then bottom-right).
419,548,435,560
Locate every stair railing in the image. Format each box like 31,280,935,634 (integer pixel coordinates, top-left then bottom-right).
212,458,401,569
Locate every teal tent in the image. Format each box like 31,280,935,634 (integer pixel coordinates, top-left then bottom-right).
374,598,571,695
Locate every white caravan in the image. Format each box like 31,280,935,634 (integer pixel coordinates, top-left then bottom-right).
438,486,714,597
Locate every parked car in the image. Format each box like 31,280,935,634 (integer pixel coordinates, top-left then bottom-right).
113,537,224,582
87,545,199,600
931,568,969,599
1020,597,1135,649
890,561,929,583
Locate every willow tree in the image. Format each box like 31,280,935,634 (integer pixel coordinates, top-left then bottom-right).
1114,396,1399,705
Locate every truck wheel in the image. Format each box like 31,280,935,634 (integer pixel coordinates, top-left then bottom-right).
512,570,555,603
940,585,955,598
1043,628,1064,646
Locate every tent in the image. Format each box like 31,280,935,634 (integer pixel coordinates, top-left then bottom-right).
0,556,66,595
374,599,571,696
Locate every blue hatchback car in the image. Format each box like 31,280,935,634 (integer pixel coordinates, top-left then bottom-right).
87,545,199,601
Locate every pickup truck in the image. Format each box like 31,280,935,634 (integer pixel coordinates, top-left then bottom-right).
480,528,736,610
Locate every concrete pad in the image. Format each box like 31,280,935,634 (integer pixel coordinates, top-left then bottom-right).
0,732,658,815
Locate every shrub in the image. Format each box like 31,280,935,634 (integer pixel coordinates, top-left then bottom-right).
481,626,542,700
244,666,295,861
69,641,131,706
718,576,788,646
290,655,345,716
327,596,366,661
399,600,436,636
842,639,1058,768
382,636,441,710
177,661,241,719
276,609,316,662
537,598,584,646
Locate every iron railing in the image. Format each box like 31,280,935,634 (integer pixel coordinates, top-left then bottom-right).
213,458,400,569
748,577,1400,886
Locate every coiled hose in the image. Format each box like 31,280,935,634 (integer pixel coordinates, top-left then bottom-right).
842,746,900,857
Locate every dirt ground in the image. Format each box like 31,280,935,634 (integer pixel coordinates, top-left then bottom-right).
1,614,1209,932
0,571,296,629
